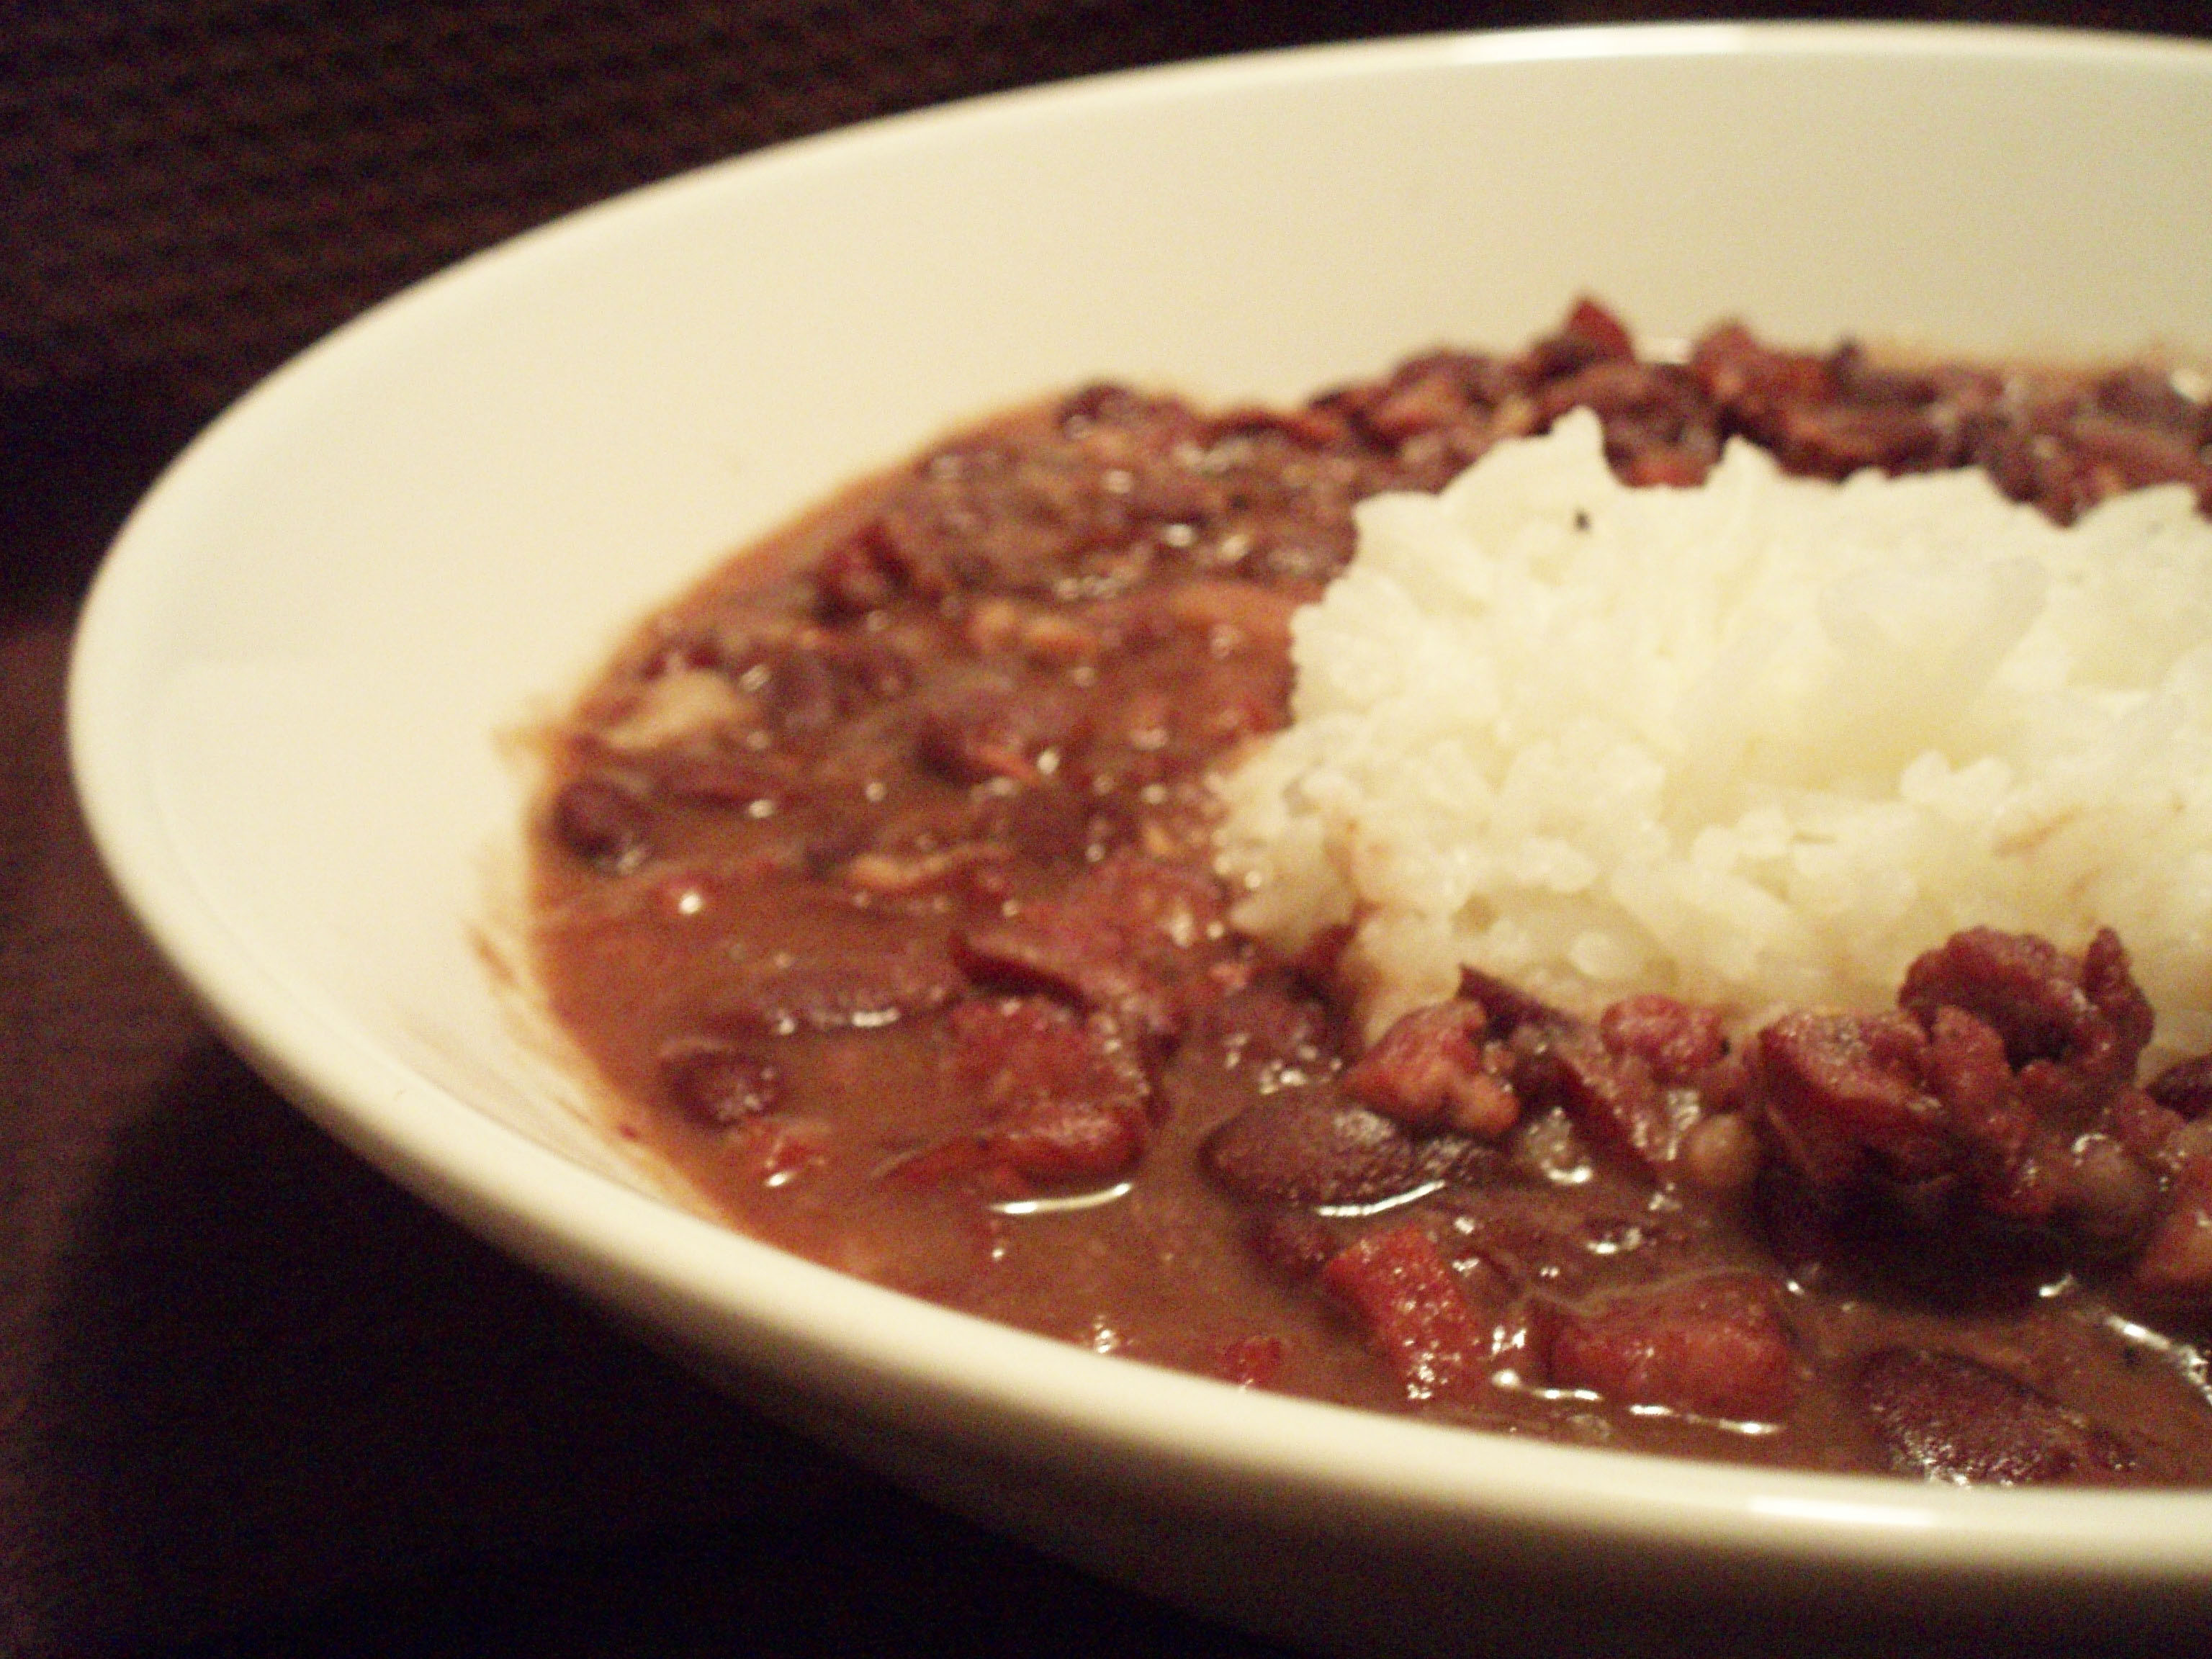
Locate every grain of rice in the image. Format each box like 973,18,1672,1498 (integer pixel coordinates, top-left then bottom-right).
1214,409,2212,1051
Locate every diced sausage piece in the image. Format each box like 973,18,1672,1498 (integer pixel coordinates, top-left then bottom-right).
1562,297,1637,361
1856,1349,2138,1485
1326,351,1510,447
1542,1274,1799,1422
949,996,1149,1119
1919,1004,2036,1201
953,853,1228,1044
1753,1011,1944,1188
1911,929,2079,1070
656,1036,783,1129
1321,1225,1496,1404
1537,361,1721,493
948,997,1152,1185
1958,410,2046,508
955,919,1174,1044
1201,1087,1424,1207
1508,1022,1672,1176
1898,927,2151,1089
981,1100,1147,1186
549,777,650,872
2080,928,2160,1080
1343,1000,1519,1138
1359,367,1478,444
1598,994,1728,1087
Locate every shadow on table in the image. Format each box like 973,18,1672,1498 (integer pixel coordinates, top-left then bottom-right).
22,1036,1292,1658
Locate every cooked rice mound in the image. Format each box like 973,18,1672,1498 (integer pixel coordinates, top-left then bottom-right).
1215,409,2212,1048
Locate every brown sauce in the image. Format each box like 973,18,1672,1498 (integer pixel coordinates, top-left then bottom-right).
530,302,2212,1482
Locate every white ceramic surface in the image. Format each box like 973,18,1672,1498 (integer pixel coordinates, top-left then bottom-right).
69,23,2212,1655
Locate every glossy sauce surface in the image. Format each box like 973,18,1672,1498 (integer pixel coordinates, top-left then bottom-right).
532,307,2212,1480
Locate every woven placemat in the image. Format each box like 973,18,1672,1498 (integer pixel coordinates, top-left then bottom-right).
3,0,1496,416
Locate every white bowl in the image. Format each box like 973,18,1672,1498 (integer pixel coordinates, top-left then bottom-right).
69,22,2212,1655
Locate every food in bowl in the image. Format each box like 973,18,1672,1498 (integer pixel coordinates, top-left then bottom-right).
527,301,2212,1483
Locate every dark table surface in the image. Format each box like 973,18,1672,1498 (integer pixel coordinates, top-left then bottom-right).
6,6,2210,1655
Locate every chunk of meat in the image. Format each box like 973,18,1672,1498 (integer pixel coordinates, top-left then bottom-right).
953,853,1231,1045
1917,1005,2026,1156
1541,1274,1799,1422
1321,1225,1496,1404
1898,926,2152,1105
1743,934,2174,1242
2067,414,2212,505
1343,1000,1519,1138
1754,1011,1946,1189
1856,1349,2138,1485
2094,364,2210,436
981,1100,1148,1187
1598,994,1729,1087
1506,1020,1674,1175
935,996,1154,1187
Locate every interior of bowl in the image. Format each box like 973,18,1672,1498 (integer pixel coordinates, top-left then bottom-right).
69,20,2212,1593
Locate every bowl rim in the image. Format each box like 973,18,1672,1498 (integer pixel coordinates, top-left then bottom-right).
67,17,2212,1593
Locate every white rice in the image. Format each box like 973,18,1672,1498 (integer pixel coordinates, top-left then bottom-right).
1214,409,2212,1051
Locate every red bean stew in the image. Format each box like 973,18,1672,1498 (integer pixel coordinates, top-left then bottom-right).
532,302,2212,1482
